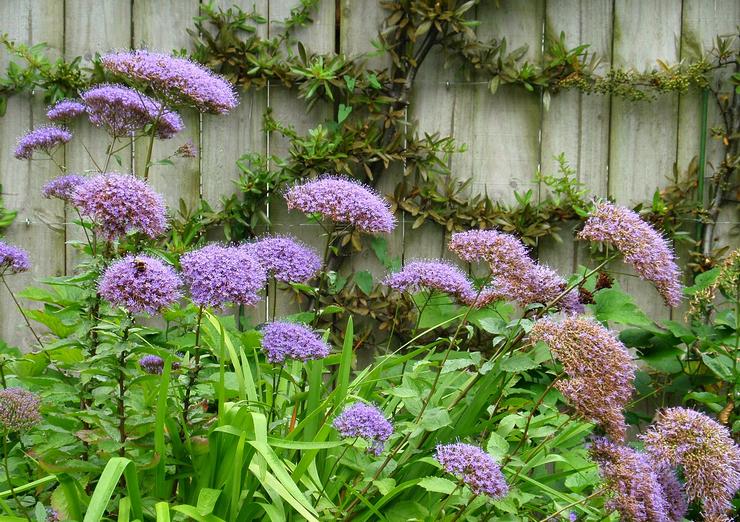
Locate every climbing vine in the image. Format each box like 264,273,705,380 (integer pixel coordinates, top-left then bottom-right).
1,1,738,273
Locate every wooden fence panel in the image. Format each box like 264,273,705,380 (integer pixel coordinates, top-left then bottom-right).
0,0,66,348
201,1,269,215
266,0,335,319
538,0,613,275
63,0,133,271
609,0,683,320
678,0,740,254
132,0,201,212
0,0,738,348
338,0,405,281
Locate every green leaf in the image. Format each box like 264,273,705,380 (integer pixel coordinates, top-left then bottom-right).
420,408,451,431
593,288,653,328
701,353,734,382
486,432,510,460
335,316,353,409
337,103,352,124
417,476,457,494
500,353,539,372
83,458,142,522
683,267,720,296
196,489,221,516
355,271,373,296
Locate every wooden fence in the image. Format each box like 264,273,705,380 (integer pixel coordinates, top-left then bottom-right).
0,0,738,348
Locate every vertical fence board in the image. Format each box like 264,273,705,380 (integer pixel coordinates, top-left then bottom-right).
538,0,613,275
266,0,336,319
63,0,133,271
132,0,201,212
339,0,403,281
201,0,269,216
609,0,683,320
0,0,65,348
677,0,740,253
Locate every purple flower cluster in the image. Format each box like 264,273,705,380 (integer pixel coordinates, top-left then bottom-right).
260,321,331,363
284,176,396,233
641,407,740,521
589,438,684,522
73,173,167,241
332,402,393,456
14,125,72,159
384,259,478,305
656,463,688,522
529,317,636,441
448,230,582,313
0,241,31,275
46,99,85,122
577,202,682,307
246,235,322,283
181,244,265,309
99,255,182,315
101,50,238,114
82,84,184,139
434,443,509,498
42,174,87,202
139,355,165,375
0,387,41,432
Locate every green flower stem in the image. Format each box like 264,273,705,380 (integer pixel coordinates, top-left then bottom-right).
268,361,286,428
450,493,478,522
501,373,565,467
537,488,604,522
342,297,479,520
435,479,464,520
0,276,43,348
2,434,31,522
142,105,165,181
313,438,356,508
183,305,205,425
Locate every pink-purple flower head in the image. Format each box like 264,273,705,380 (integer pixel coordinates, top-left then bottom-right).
530,316,636,442
46,99,85,122
180,244,266,309
42,174,87,203
577,202,682,307
284,176,396,234
332,402,393,456
101,50,238,114
246,235,322,284
82,84,184,139
0,387,41,432
448,230,582,313
139,355,165,375
589,438,683,522
14,125,72,159
0,241,30,275
260,321,330,364
99,255,182,315
385,259,478,305
73,172,168,241
641,407,740,522
434,443,509,499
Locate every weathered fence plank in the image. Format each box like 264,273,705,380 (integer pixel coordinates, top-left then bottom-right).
132,0,201,212
538,0,613,275
64,0,133,271
0,0,66,347
267,0,336,319
677,0,740,255
609,0,683,320
201,0,269,214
